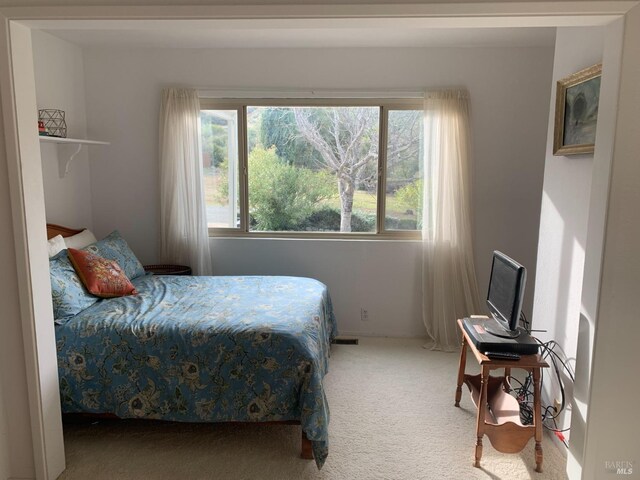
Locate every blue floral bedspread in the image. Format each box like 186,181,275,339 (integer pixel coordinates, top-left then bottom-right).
55,275,337,468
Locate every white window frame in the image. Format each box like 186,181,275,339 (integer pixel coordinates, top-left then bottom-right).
200,98,423,240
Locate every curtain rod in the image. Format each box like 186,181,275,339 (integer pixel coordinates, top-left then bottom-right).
425,88,469,99
197,88,425,99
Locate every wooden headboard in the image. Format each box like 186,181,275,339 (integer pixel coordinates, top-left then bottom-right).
46,223,84,240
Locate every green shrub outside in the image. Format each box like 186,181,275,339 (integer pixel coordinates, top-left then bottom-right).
298,207,375,232
212,146,418,232
384,217,418,230
248,147,334,231
395,179,423,213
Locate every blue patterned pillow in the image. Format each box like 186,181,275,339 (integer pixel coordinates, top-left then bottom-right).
50,250,99,324
84,231,145,280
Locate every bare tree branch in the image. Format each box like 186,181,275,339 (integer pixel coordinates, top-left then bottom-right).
294,107,379,232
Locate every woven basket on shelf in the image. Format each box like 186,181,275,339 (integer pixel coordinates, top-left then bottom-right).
38,109,67,138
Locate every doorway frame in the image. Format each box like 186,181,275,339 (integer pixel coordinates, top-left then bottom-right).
0,2,636,479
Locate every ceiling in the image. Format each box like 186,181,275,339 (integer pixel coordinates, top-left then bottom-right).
26,19,556,49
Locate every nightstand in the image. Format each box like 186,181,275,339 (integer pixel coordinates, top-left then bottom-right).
143,264,192,276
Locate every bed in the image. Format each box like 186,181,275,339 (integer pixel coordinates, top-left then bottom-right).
47,224,337,468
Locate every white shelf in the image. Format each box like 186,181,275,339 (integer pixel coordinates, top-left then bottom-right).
39,136,109,146
39,136,110,177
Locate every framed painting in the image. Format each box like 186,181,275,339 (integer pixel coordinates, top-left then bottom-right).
553,63,602,156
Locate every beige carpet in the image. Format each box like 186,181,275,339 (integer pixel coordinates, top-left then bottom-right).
59,337,568,480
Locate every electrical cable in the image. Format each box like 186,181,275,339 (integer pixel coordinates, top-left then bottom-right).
505,330,575,446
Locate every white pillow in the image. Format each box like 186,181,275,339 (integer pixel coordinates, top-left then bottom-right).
64,229,98,250
47,235,66,258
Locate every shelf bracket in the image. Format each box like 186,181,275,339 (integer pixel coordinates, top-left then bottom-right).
57,143,84,178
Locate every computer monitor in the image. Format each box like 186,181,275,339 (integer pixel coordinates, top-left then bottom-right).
485,251,527,339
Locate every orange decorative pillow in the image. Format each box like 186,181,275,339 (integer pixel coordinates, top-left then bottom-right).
67,248,138,298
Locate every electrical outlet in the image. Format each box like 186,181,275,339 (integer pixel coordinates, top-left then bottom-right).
554,398,562,413
360,308,369,322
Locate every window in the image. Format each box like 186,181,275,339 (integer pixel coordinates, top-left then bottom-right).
200,99,423,238
384,110,423,231
200,109,241,228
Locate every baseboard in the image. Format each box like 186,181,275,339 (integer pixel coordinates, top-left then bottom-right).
337,330,428,339
545,428,570,456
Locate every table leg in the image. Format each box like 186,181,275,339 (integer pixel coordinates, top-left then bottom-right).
455,335,468,407
301,430,314,460
475,365,489,468
533,367,543,473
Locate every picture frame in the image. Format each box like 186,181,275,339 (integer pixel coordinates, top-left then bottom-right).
553,63,602,156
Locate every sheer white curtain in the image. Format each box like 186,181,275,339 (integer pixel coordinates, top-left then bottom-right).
422,90,481,351
159,88,213,275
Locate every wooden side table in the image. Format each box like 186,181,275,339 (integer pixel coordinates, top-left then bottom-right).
455,319,549,472
143,264,192,276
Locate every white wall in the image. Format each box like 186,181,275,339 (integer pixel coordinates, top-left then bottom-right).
532,27,604,441
32,29,94,230
83,46,552,336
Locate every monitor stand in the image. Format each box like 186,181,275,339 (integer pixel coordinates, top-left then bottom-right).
484,319,522,339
